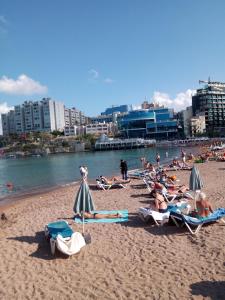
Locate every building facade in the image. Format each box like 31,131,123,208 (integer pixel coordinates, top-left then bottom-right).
101,105,129,116
118,106,178,139
64,107,87,128
178,106,193,138
192,80,225,136
190,114,206,137
1,98,65,136
86,122,113,136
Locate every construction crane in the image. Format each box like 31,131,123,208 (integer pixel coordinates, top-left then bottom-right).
199,77,211,85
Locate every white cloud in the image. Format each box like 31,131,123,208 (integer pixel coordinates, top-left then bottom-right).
104,78,114,84
0,15,8,34
88,69,99,80
0,102,14,135
0,74,48,95
152,89,195,111
0,15,7,25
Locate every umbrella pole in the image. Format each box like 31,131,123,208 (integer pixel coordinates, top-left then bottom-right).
82,213,85,235
194,191,196,210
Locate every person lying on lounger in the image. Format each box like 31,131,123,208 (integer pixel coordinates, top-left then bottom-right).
82,212,122,219
191,192,213,218
99,175,130,185
150,190,168,213
151,181,189,194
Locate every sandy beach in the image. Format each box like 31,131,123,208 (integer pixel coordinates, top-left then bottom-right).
0,161,225,299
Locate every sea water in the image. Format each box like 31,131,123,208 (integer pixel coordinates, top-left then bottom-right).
0,146,185,199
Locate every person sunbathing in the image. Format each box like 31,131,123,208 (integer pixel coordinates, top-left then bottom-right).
192,192,213,218
82,212,122,219
151,181,188,194
150,190,168,213
100,175,130,185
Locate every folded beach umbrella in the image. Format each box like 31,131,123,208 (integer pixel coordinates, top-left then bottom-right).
73,180,95,234
189,165,203,208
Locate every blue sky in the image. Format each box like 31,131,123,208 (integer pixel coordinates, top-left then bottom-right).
1,0,225,117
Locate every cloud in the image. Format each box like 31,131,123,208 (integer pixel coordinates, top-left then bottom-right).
152,89,195,111
0,74,48,95
88,69,99,80
0,15,7,25
104,78,114,84
0,15,8,34
0,102,14,135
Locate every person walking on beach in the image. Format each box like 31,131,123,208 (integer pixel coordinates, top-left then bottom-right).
181,149,187,167
120,159,128,180
156,153,160,167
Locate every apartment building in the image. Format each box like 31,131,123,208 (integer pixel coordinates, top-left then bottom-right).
192,80,225,136
1,98,65,136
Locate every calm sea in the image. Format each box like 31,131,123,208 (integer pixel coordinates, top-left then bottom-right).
0,146,187,200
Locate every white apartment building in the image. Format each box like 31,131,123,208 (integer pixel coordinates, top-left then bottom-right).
1,98,66,136
64,107,86,127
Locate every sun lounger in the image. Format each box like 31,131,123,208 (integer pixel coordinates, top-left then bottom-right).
169,208,225,235
96,178,125,190
138,201,191,225
45,220,86,256
128,169,147,178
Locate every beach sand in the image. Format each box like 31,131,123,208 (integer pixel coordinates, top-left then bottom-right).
0,161,225,299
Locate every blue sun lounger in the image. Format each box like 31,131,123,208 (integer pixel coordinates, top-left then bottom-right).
169,208,225,235
139,201,191,225
45,220,86,256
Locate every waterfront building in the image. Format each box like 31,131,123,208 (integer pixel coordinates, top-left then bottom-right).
64,125,86,136
190,114,206,137
118,105,178,140
101,105,129,116
192,80,225,136
95,134,156,150
86,122,113,136
1,98,65,136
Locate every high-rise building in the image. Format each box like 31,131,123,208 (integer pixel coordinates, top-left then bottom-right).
192,80,225,136
1,98,65,136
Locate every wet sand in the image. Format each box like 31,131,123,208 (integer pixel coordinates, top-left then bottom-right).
0,161,225,299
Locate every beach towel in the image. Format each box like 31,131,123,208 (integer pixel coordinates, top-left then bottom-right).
74,209,128,224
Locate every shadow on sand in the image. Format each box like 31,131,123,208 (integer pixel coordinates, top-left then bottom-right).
130,184,146,189
7,231,69,260
121,214,187,236
130,193,151,199
190,280,225,300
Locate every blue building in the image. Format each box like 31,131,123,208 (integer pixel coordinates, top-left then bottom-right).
101,105,129,116
118,108,178,140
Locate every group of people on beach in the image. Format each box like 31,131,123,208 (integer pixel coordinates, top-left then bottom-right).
78,145,218,221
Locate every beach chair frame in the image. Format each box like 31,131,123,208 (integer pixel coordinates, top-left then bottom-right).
170,211,225,235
